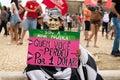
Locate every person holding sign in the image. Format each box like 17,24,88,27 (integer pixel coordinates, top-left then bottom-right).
111,0,120,57
24,8,103,80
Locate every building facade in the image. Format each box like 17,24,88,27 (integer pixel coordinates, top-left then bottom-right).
66,0,84,14
66,0,107,14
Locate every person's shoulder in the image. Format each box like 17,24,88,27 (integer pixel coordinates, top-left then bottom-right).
83,8,87,13
26,1,31,3
84,8,87,11
26,1,32,5
26,1,38,4
11,2,15,6
84,8,90,12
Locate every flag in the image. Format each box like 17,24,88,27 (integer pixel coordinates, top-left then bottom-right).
106,0,112,8
0,2,2,9
42,0,68,15
84,0,98,6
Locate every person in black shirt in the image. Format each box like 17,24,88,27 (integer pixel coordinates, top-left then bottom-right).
111,0,120,57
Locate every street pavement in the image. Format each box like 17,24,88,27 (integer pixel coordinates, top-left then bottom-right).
0,70,120,80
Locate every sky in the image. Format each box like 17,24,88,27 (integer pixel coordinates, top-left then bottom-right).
0,0,46,12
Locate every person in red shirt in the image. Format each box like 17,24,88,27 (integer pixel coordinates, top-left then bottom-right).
77,13,82,32
18,0,42,45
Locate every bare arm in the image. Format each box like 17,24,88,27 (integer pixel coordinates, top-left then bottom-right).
18,5,24,14
38,5,43,14
25,7,36,12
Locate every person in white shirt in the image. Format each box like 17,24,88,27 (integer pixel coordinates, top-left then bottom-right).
102,11,109,39
42,7,49,30
66,14,72,31
9,1,21,45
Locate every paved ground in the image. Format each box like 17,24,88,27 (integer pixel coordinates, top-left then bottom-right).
0,70,120,80
0,27,120,72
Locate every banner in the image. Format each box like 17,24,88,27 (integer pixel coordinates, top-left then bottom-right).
84,0,98,6
105,0,112,8
42,0,68,15
27,29,80,68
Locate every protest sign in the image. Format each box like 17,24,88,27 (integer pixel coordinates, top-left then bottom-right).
42,0,68,15
27,29,80,68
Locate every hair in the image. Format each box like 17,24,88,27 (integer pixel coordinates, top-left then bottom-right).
58,17,63,22
11,0,18,9
2,6,7,10
97,0,102,4
78,13,81,16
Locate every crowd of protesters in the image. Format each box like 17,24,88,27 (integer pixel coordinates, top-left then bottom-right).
0,0,118,57
0,0,83,45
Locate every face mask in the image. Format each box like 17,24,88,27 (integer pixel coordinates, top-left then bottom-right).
47,17,61,30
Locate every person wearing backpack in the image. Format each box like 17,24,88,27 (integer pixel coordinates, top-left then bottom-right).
86,5,102,48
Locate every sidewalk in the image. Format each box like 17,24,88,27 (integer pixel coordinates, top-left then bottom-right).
0,72,26,80
100,70,120,80
0,70,120,80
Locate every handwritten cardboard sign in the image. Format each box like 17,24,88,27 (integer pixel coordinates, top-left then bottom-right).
27,29,80,68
